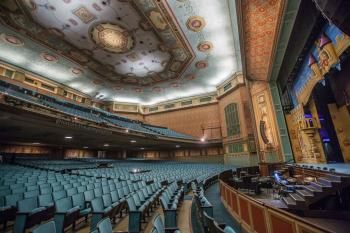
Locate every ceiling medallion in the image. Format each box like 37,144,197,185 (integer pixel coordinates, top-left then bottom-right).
90,23,134,53
197,41,213,53
133,87,143,93
171,82,181,88
187,16,206,32
70,67,83,76
185,74,196,80
195,60,208,69
152,87,162,93
92,79,103,85
1,33,24,47
40,52,58,62
113,86,124,91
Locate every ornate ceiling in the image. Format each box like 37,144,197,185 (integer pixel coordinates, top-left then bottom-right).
0,0,241,104
241,0,285,81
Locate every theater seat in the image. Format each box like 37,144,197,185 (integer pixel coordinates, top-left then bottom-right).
152,214,180,233
32,221,56,233
90,197,114,231
72,193,91,220
224,226,237,233
54,197,80,233
13,197,47,233
93,217,128,233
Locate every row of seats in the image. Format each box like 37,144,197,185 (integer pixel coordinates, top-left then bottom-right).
159,182,184,229
31,215,179,233
1,159,233,233
0,80,195,140
192,181,236,233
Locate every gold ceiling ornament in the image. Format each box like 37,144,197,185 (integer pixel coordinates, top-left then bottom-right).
186,16,206,32
70,67,83,76
40,52,58,63
90,23,134,54
197,41,213,53
195,60,208,69
0,33,24,47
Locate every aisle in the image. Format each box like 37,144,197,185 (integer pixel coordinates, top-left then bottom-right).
205,182,242,232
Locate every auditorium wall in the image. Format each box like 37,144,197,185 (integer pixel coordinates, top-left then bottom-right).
64,149,96,158
218,85,257,166
144,103,222,139
0,145,64,159
127,146,224,163
113,112,144,122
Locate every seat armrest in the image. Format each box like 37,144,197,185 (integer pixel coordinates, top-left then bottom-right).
0,205,12,211
66,206,80,214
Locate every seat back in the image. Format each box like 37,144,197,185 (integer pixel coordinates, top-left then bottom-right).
18,197,38,212
102,194,112,207
110,190,119,203
77,186,87,193
94,188,103,198
40,186,52,195
97,218,113,233
126,196,137,211
38,194,53,207
223,225,237,233
53,190,66,201
102,185,110,195
91,197,104,212
153,214,165,233
72,193,85,209
67,187,77,196
32,220,56,233
5,193,23,207
84,190,95,202
12,187,26,194
24,190,39,198
55,197,73,212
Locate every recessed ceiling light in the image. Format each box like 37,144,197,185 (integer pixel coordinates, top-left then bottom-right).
140,147,144,150
130,140,136,143
65,136,73,139
32,142,40,145
125,129,129,133
176,145,180,148
104,144,109,147
83,146,88,149
200,138,206,142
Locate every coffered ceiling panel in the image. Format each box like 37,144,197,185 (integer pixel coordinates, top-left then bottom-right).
0,0,241,104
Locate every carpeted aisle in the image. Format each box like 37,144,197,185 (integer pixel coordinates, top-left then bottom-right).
205,182,242,233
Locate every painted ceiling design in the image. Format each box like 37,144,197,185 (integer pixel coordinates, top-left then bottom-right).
242,0,285,81
0,0,241,104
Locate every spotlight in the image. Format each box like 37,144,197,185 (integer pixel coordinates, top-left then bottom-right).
176,145,180,148
83,146,89,149
104,144,109,147
200,137,206,142
65,136,73,139
140,147,144,150
32,142,40,145
130,140,136,143
125,129,129,133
